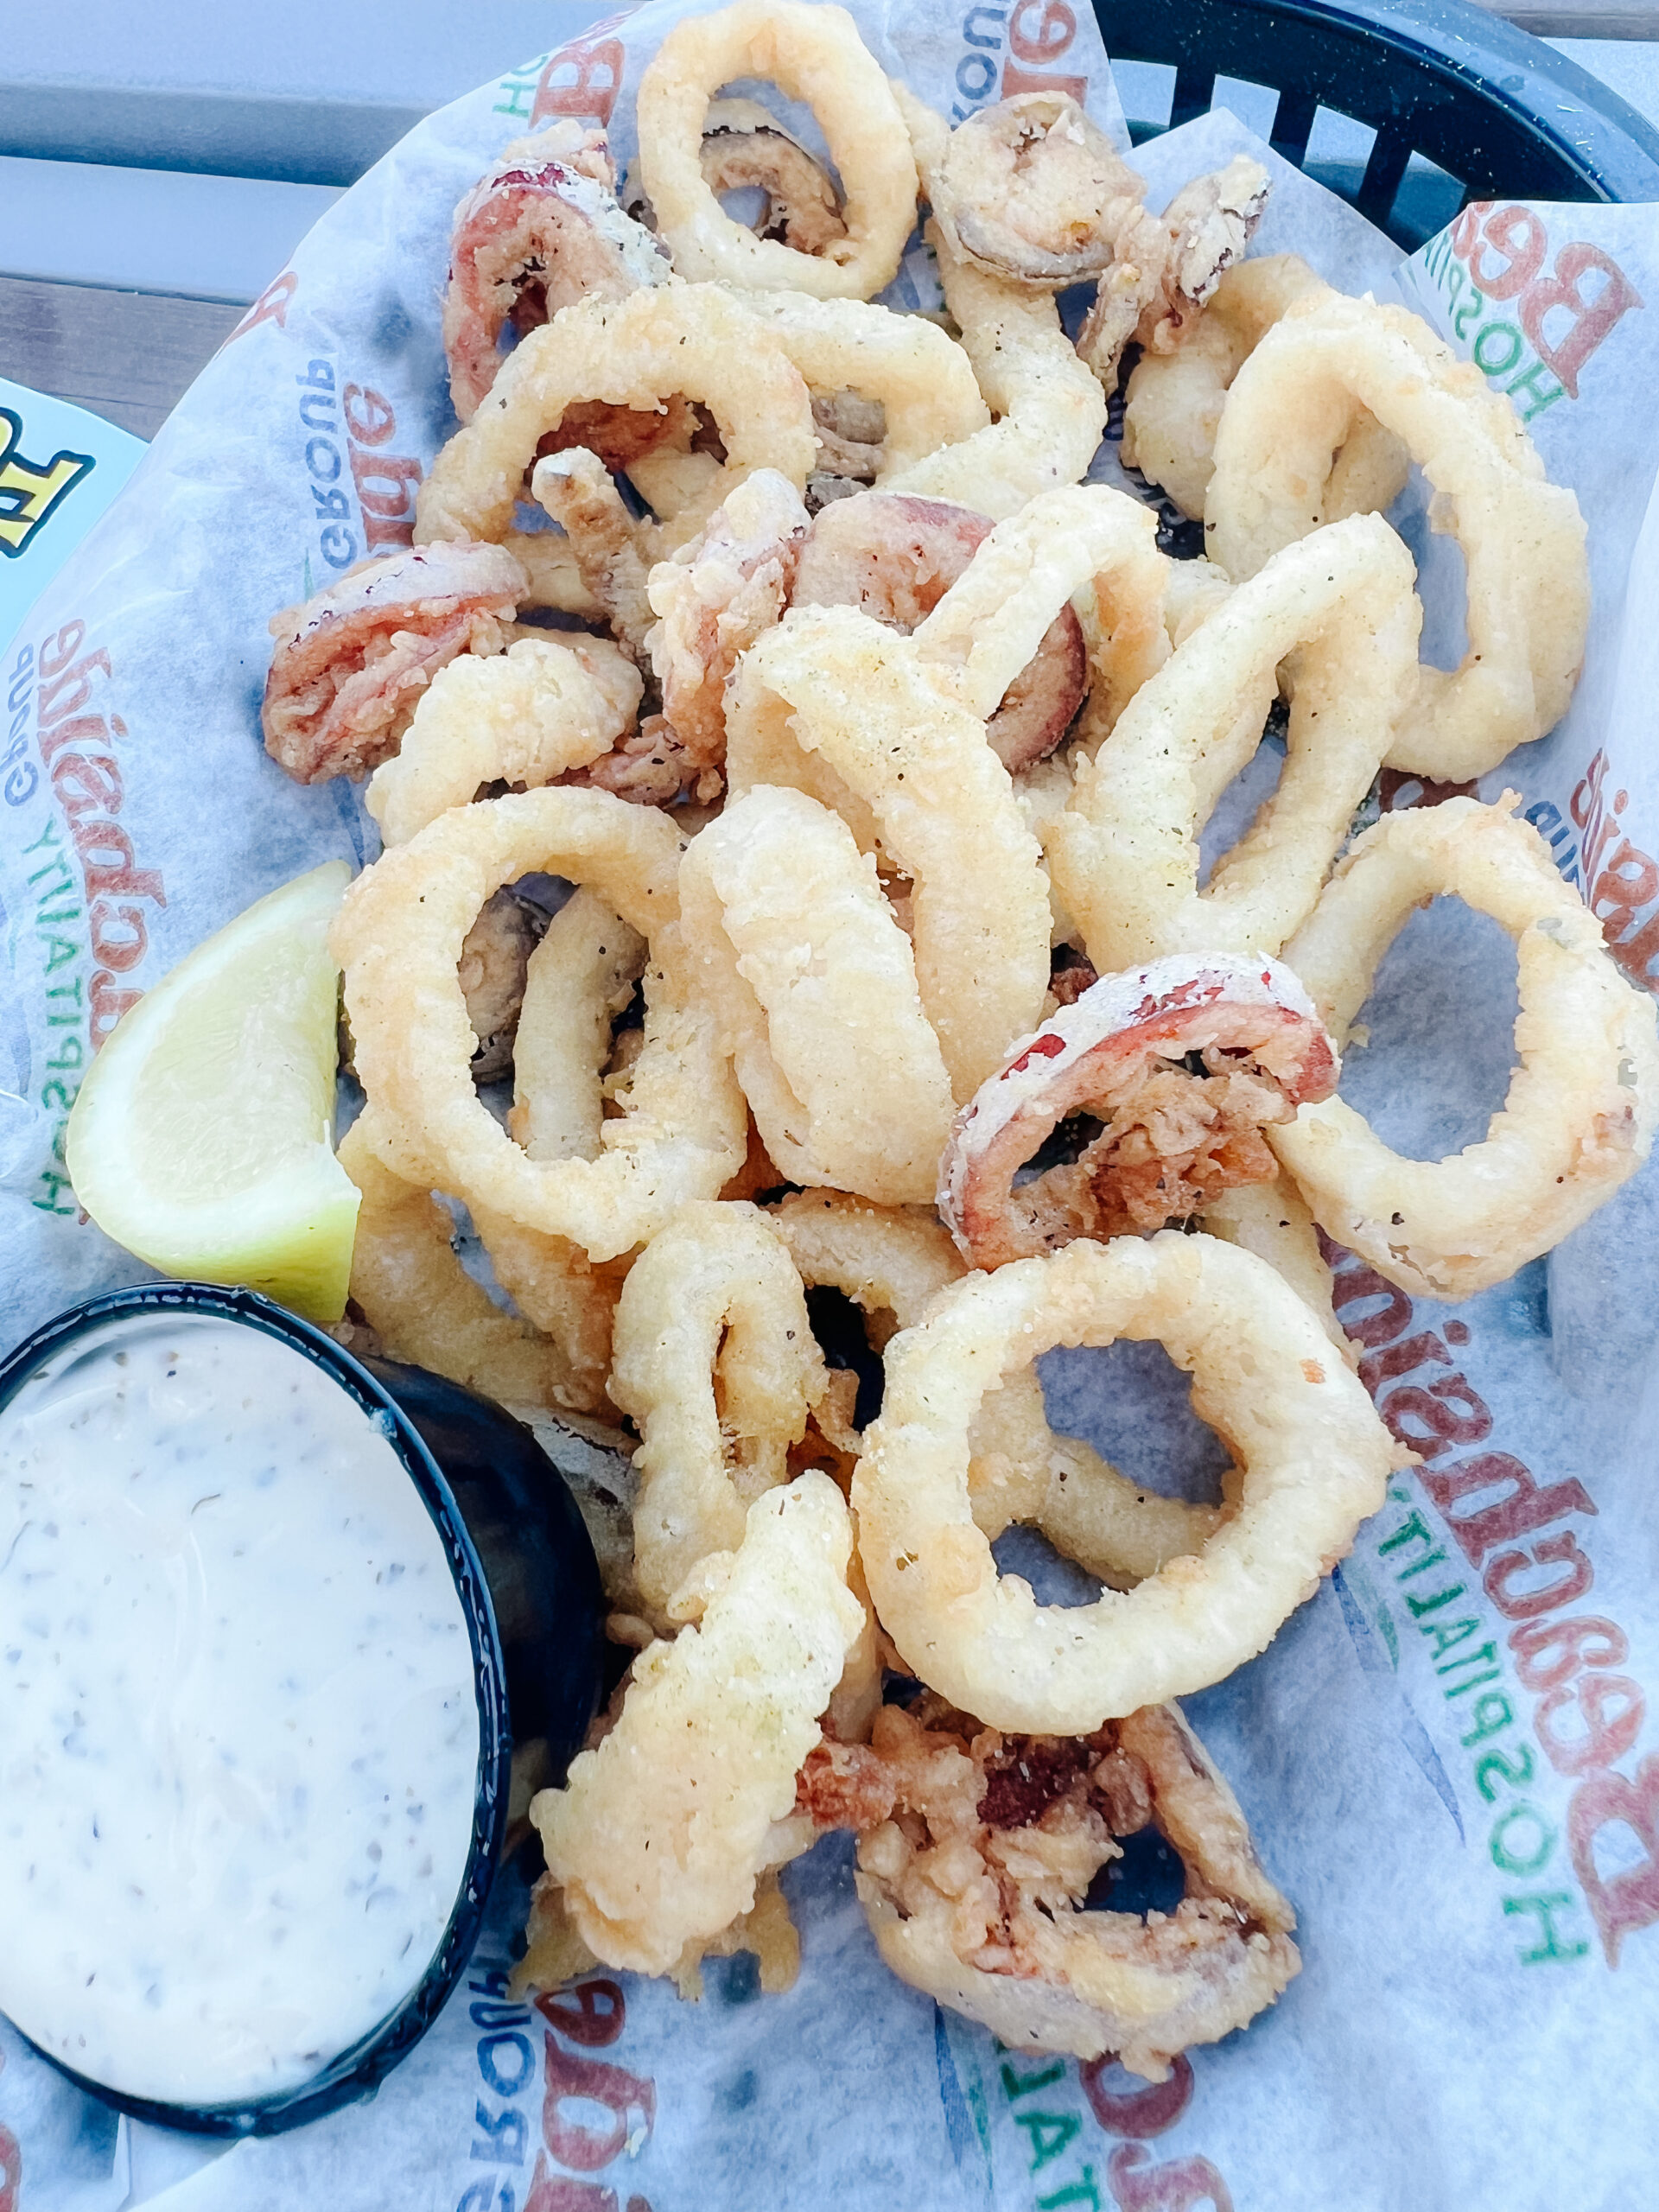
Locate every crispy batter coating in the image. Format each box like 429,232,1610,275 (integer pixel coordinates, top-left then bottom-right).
262,541,524,784
854,1697,1299,2077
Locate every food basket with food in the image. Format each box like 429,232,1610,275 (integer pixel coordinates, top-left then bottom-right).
5,0,1659,2206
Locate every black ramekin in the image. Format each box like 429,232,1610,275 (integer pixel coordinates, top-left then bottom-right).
0,1281,607,2137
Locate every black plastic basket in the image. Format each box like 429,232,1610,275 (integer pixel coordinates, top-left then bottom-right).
1096,0,1659,245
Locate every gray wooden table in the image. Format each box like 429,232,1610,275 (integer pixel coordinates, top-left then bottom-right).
2,0,1657,442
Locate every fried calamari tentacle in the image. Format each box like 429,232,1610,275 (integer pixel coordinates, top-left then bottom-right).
365,635,642,844
791,492,1086,772
1076,154,1272,395
634,0,918,298
531,448,658,663
443,125,671,422
262,540,524,784
854,1231,1398,1731
610,1199,832,1620
645,467,810,789
940,953,1338,1269
854,1698,1299,2077
531,1473,866,1976
1273,796,1659,1300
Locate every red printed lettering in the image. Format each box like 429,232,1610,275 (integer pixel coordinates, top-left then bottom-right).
1417,1452,1597,1568
1537,1673,1645,1777
531,38,626,130
1379,1374,1493,1460
1510,1612,1627,1694
1108,2143,1233,2212
225,271,299,347
37,620,86,679
1569,1755,1659,1964
1519,243,1643,397
1080,2052,1193,2139
536,1979,626,2048
1483,1532,1595,1622
1469,205,1548,301
342,383,397,447
541,2035,656,2171
1008,0,1077,60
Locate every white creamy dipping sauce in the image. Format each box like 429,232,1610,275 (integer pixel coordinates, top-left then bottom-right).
0,1311,481,2108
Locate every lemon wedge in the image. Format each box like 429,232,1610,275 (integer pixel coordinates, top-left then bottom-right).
66,861,361,1324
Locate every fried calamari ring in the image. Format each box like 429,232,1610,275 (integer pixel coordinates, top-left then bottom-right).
1206,291,1589,779
262,540,524,784
336,1118,612,1415
928,92,1145,287
499,529,601,618
728,607,1051,1100
1122,254,1408,524
443,126,671,422
886,92,1106,518
633,0,917,298
610,1201,830,1619
733,293,990,479
940,953,1339,1269
365,636,641,844
677,786,957,1206
699,98,848,254
1075,155,1271,396
853,1231,1395,1731
532,1472,865,1977
332,788,746,1262
508,887,648,1163
911,483,1169,741
1198,1178,1352,1365
1047,515,1421,969
416,285,817,557
792,492,1090,774
767,1191,1216,1586
646,467,810,782
854,1698,1299,2077
1271,797,1659,1300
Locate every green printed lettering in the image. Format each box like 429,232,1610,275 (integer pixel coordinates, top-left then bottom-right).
41,934,79,971
1445,1668,1503,1698
1438,1641,1498,1676
1471,320,1523,377
1460,1693,1514,1748
23,815,63,853
35,907,81,927
1396,1547,1450,1582
1405,1582,1467,1618
1016,2111,1081,2172
1038,2172,1100,2212
1506,358,1567,421
1379,1509,1434,1555
33,1169,76,1215
29,855,73,898
1454,281,1484,342
1421,1617,1481,1661
46,976,82,1002
1475,1744,1535,1802
1490,1803,1555,1877
46,1036,83,1070
1503,1891,1588,1964
1001,2058,1065,2100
